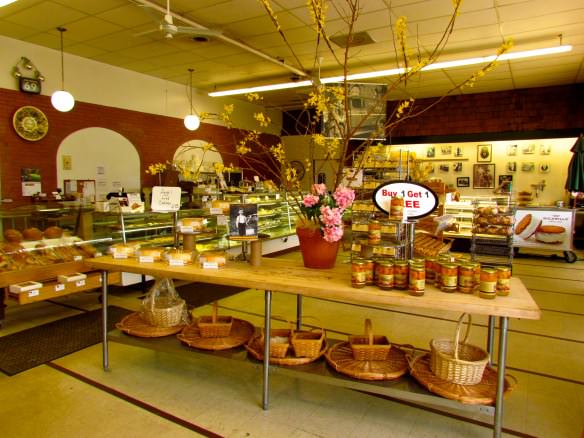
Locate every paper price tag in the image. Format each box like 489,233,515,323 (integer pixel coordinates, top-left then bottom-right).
202,262,219,269
28,289,40,297
139,256,154,263
113,253,128,259
169,259,184,267
73,255,83,261
75,280,86,287
210,208,223,215
95,252,103,257
180,226,194,233
55,284,65,292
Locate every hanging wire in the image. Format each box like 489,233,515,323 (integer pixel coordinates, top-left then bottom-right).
57,27,67,90
188,68,194,115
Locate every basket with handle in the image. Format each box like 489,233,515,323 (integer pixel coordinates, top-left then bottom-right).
348,319,391,361
140,296,186,328
197,301,233,338
291,316,325,358
260,319,293,358
430,313,490,385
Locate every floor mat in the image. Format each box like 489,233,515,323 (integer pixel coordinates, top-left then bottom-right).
0,306,132,376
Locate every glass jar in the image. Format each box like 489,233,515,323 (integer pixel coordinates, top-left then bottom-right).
469,262,481,291
390,197,404,218
351,260,368,288
440,263,458,293
458,263,475,294
479,268,498,294
393,260,409,290
363,259,375,285
375,260,394,290
367,220,381,245
408,265,425,296
424,257,436,284
496,266,512,296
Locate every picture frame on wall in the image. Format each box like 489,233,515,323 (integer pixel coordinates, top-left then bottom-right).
522,143,536,154
473,163,495,189
426,145,435,158
498,175,513,193
539,162,550,173
507,161,517,172
454,145,464,157
540,144,551,155
440,145,452,155
477,144,492,162
507,144,517,156
521,162,535,172
453,162,463,172
439,164,450,172
456,177,470,188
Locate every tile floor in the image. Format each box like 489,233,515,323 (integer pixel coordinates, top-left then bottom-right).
0,250,583,438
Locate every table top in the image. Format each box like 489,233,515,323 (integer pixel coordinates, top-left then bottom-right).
86,256,541,320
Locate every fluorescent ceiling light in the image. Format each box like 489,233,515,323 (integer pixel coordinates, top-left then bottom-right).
209,44,572,98
0,0,17,6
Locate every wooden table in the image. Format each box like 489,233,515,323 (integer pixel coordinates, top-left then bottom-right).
86,256,541,438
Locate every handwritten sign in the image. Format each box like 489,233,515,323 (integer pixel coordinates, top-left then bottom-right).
372,181,438,219
151,186,181,212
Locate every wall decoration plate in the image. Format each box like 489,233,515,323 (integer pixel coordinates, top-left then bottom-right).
12,106,49,141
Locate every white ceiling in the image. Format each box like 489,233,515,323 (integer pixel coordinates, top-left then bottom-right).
1,0,583,108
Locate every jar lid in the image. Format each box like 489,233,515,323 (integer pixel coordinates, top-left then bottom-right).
394,259,409,266
377,260,394,266
410,265,425,271
482,268,497,274
496,266,511,272
442,263,458,269
352,259,367,265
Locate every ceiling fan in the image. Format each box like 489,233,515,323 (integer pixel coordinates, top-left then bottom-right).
135,0,221,40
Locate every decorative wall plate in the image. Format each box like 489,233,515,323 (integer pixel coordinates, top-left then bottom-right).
290,160,305,180
13,106,49,141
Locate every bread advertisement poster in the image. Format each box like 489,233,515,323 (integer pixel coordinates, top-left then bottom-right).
513,209,574,251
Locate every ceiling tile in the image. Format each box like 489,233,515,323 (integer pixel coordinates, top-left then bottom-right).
97,4,157,28
3,1,87,31
83,29,154,51
65,43,108,58
0,0,44,18
117,41,183,59
0,21,39,39
59,16,124,42
51,0,125,15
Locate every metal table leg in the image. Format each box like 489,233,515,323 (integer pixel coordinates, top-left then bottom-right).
262,290,272,410
296,295,303,330
493,317,509,438
101,270,109,371
487,315,496,365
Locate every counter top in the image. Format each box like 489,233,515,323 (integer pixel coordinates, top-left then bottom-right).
86,256,541,320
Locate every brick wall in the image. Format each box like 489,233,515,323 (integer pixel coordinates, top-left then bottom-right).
0,88,280,204
389,84,584,139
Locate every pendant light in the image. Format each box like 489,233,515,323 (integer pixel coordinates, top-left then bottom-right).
183,68,200,131
51,27,75,112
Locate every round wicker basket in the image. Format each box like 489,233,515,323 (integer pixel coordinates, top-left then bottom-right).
141,297,186,328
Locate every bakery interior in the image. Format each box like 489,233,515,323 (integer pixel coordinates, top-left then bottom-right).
0,0,584,437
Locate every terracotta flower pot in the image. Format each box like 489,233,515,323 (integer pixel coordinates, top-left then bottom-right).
296,226,340,269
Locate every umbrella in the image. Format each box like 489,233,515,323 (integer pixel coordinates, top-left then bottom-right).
565,134,584,194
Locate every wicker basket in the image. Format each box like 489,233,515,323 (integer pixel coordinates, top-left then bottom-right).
349,319,391,361
141,296,186,328
291,317,325,358
197,302,233,338
430,313,490,385
261,326,292,358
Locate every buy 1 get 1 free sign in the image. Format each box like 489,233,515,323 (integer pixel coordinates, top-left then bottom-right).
372,181,438,219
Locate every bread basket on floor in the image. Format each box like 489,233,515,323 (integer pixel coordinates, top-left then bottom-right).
291,317,325,358
140,278,187,328
430,313,490,385
197,301,233,338
348,319,391,361
261,321,293,358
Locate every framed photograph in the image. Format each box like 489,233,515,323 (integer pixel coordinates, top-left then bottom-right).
439,164,449,172
426,145,435,158
440,145,452,155
522,143,536,154
507,144,517,156
539,162,550,173
477,144,492,162
507,161,517,172
454,145,464,157
453,162,463,172
498,175,513,193
229,203,258,240
540,144,551,155
456,177,470,188
521,162,535,172
473,163,495,189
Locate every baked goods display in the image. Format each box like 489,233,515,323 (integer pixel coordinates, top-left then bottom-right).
4,229,23,243
516,191,533,206
178,217,207,233
44,226,64,239
199,250,227,267
413,233,453,257
165,248,196,265
472,206,514,236
136,247,165,262
0,240,97,272
514,213,568,245
22,227,43,241
109,242,140,258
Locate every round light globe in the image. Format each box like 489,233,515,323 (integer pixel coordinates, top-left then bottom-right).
51,90,75,112
183,114,200,131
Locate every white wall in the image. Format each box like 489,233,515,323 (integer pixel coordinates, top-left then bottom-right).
57,128,140,200
1,35,281,135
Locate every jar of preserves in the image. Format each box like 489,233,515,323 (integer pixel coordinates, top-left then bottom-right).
496,266,511,296
376,260,394,290
393,260,409,290
368,220,382,245
408,265,425,296
469,262,481,291
479,268,498,294
363,259,375,285
458,263,475,294
440,263,458,293
351,260,368,288
425,257,436,284
390,197,404,218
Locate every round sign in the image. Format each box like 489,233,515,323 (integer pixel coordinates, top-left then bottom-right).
372,180,438,219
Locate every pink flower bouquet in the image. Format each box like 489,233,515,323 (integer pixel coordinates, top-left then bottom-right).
299,184,355,242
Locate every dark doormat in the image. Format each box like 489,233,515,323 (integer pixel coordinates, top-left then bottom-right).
0,306,132,376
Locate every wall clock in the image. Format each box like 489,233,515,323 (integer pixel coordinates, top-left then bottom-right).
12,106,49,141
290,160,305,180
19,77,42,94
